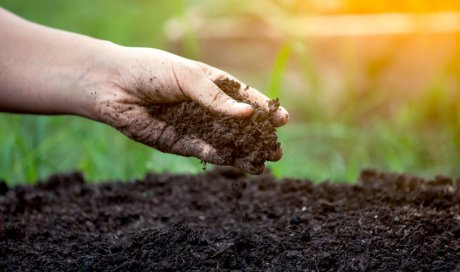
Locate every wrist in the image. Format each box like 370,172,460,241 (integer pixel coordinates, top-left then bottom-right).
72,40,122,121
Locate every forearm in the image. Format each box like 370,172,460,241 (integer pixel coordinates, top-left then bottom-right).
0,8,114,119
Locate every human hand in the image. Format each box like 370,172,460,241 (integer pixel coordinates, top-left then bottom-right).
89,46,289,171
0,8,288,173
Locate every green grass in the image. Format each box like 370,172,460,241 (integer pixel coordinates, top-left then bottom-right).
0,115,204,185
1,113,459,184
0,0,188,49
267,42,292,99
271,121,460,182
1,1,459,184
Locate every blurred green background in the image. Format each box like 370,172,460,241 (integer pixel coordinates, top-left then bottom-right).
1,0,459,184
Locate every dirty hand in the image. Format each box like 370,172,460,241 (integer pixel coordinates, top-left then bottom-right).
0,7,289,171
93,46,289,169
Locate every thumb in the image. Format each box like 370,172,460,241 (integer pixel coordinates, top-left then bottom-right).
178,68,253,118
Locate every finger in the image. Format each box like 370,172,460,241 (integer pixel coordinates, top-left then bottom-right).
274,106,290,127
170,135,229,165
151,122,228,165
233,158,265,175
240,86,290,127
103,103,171,148
108,105,227,164
204,67,289,126
176,66,253,118
144,120,228,165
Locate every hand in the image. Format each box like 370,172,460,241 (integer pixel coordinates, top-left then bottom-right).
0,7,288,171
90,46,289,170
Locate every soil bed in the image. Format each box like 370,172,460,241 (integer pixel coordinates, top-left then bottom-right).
1,169,459,271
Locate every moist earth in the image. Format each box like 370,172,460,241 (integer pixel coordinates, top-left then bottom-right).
0,169,459,271
149,78,280,174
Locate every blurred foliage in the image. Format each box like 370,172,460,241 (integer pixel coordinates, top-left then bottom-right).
0,0,459,184
187,0,460,17
0,0,188,48
248,0,460,15
0,115,203,185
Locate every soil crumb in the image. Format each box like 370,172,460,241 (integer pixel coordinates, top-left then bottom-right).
1,169,459,271
149,78,280,174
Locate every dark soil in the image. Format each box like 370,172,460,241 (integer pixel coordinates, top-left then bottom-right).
149,78,280,174
1,169,459,271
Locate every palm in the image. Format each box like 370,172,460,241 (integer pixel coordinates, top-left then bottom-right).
94,47,289,172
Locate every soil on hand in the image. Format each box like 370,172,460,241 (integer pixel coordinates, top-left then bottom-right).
149,78,280,174
1,169,459,271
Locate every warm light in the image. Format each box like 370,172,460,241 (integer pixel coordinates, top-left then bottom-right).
278,0,460,15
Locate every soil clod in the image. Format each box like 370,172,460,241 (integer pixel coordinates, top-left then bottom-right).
149,78,281,174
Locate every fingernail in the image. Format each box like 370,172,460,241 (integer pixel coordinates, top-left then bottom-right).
273,107,289,126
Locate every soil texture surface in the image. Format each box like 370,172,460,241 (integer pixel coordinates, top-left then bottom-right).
1,168,459,271
149,78,280,174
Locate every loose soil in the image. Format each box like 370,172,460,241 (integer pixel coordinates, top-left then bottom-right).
1,169,459,271
149,78,280,174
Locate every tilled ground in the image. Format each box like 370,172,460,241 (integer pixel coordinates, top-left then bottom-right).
0,168,459,271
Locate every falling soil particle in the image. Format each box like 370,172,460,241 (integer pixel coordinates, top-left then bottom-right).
149,78,280,174
1,169,459,271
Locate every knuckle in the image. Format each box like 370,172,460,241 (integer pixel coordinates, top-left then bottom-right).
155,125,177,151
210,73,226,82
211,90,228,103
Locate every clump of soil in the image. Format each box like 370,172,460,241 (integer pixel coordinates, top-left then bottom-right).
1,169,459,271
149,78,280,174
